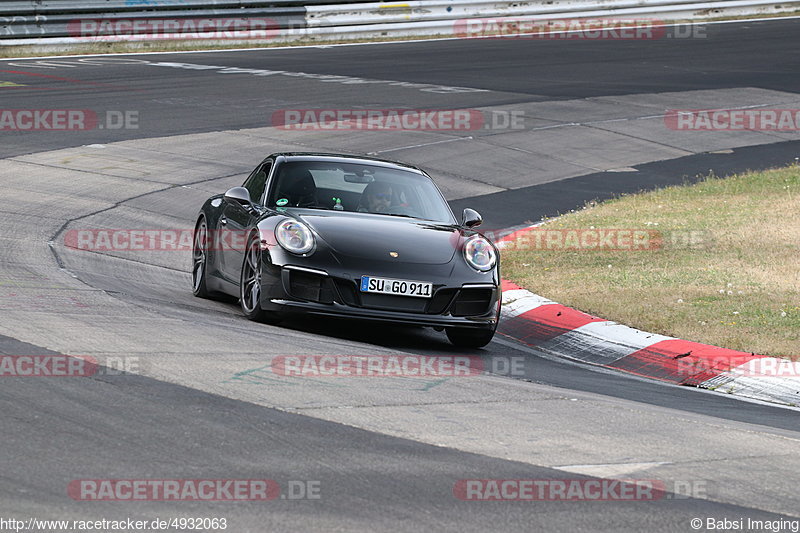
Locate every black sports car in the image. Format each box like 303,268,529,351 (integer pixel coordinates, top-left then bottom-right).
192,153,500,347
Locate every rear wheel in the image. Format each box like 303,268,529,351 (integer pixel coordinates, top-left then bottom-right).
240,233,280,324
445,325,496,348
192,217,212,298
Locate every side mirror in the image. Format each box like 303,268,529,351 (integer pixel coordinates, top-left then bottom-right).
224,187,253,207
462,208,482,228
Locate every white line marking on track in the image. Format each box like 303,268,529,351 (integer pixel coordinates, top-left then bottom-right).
369,136,473,155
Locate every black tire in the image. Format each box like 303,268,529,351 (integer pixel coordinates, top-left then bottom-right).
191,216,213,298
445,325,496,348
240,233,280,324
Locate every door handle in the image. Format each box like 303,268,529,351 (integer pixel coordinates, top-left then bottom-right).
220,216,227,226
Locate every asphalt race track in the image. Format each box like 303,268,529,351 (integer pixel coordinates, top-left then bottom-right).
0,18,798,532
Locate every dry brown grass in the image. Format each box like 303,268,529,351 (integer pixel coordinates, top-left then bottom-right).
502,165,800,359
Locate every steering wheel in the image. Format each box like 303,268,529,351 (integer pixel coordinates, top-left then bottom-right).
387,204,423,218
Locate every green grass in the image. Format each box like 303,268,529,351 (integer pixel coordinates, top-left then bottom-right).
502,164,800,359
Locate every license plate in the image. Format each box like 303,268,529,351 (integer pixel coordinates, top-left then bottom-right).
360,276,433,298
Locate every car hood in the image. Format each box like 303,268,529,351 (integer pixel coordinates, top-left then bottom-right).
294,211,459,265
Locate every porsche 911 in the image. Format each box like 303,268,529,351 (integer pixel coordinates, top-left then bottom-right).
191,153,500,347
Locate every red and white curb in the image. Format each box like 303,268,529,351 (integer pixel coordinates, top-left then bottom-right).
494,237,800,407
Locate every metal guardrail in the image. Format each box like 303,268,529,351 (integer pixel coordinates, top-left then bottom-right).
0,0,373,39
1,8,308,39
1,0,798,44
305,0,800,31
0,0,370,16
305,0,766,25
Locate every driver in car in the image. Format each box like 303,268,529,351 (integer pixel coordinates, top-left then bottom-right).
359,181,393,213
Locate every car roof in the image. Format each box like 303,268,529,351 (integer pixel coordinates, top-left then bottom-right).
264,152,427,175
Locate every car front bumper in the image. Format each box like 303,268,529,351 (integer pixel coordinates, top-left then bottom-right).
268,298,499,328
259,261,500,329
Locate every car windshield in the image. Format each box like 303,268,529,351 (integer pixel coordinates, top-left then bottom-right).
267,161,456,224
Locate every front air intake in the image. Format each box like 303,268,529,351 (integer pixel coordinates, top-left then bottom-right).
287,270,335,304
450,288,494,316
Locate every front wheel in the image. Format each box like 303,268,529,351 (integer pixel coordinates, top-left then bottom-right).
445,325,496,348
240,233,280,324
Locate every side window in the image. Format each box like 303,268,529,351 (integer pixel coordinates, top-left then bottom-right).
242,161,272,204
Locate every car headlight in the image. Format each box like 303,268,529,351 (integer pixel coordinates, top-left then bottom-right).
463,235,496,272
276,219,314,255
